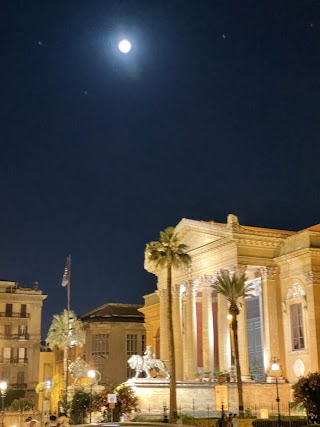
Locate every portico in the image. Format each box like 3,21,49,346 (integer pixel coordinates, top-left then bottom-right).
141,214,320,384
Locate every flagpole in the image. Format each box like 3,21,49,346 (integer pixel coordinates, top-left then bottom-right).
61,255,72,399
66,255,71,396
67,256,71,313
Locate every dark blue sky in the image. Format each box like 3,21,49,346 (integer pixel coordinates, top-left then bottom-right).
1,0,319,336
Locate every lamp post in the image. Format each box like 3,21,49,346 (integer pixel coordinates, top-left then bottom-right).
0,381,7,427
270,357,281,427
88,370,96,423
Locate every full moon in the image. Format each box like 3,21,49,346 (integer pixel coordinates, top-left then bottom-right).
118,39,131,54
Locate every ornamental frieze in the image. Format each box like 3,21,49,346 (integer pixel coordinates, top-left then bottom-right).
237,238,280,248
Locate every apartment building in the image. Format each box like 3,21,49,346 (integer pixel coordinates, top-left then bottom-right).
0,280,47,398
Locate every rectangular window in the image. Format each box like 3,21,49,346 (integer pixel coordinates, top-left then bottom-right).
18,348,27,362
1,369,9,381
17,371,24,384
141,334,146,354
55,349,63,363
126,334,138,356
20,304,27,318
5,304,12,317
18,325,27,338
4,325,12,338
3,348,11,362
290,303,305,350
10,348,17,363
92,334,109,356
126,334,138,378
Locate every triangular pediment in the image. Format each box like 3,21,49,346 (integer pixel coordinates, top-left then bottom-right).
175,218,231,251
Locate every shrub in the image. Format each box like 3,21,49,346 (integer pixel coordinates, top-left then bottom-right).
70,389,91,424
292,372,320,414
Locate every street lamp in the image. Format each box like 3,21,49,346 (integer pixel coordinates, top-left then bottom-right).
0,381,7,427
270,357,281,427
88,370,96,423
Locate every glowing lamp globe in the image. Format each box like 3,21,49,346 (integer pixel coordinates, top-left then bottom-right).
118,39,131,53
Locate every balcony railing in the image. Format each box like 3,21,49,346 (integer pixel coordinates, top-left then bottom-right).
0,357,28,364
0,312,29,318
0,333,29,340
11,383,27,389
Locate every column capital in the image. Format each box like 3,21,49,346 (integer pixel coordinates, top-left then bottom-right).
259,266,278,280
172,284,181,296
158,288,168,298
186,280,198,294
304,271,320,284
201,274,216,285
237,264,247,275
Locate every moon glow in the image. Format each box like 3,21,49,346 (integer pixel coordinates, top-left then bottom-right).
118,39,131,53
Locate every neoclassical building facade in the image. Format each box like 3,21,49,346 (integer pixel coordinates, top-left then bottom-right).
141,214,320,384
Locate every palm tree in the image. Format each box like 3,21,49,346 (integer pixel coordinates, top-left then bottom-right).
46,310,86,393
145,227,191,422
211,269,253,418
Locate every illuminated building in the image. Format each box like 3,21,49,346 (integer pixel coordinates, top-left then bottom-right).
142,214,320,384
0,280,46,400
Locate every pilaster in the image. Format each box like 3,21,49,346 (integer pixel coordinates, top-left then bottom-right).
304,272,320,371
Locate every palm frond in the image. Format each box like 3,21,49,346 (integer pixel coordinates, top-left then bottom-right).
212,269,249,307
146,227,191,271
46,309,86,350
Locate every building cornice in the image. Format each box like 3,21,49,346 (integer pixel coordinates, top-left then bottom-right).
276,248,320,263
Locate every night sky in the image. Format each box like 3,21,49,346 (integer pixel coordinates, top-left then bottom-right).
1,1,319,337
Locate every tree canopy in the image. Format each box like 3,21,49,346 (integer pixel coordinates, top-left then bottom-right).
46,309,85,349
292,372,320,413
145,226,191,270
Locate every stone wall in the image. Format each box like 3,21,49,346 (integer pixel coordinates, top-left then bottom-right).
126,380,293,418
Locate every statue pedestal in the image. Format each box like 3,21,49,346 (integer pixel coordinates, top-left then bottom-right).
84,384,105,393
66,383,105,401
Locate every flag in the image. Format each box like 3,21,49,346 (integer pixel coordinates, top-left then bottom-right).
61,255,71,287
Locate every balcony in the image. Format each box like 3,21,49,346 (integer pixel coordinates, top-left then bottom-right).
0,357,28,364
0,312,29,318
11,383,27,389
0,333,29,340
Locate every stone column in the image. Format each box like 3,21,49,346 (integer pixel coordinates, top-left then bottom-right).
202,284,214,373
235,264,250,380
185,280,197,379
159,288,169,364
218,293,230,370
238,296,251,380
172,284,183,380
260,266,280,371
